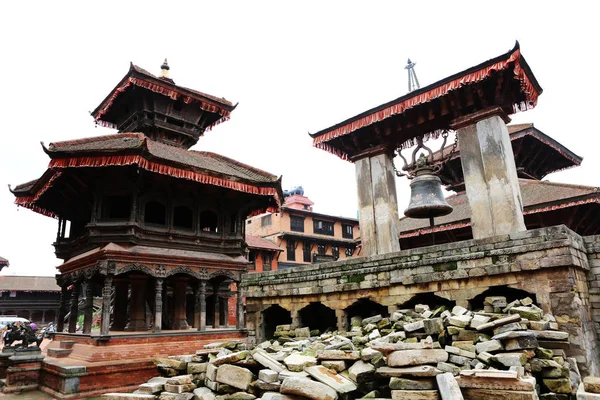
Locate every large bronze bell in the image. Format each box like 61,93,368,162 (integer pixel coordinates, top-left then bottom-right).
404,167,453,219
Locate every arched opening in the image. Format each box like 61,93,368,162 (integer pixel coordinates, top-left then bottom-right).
345,298,387,326
263,305,292,340
299,303,336,335
469,286,537,311
145,201,166,225
398,293,456,313
200,210,218,232
173,205,194,230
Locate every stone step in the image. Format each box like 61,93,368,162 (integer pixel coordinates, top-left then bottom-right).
59,340,76,349
47,348,72,358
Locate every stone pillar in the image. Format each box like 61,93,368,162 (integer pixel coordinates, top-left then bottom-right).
354,150,401,256
153,278,163,333
236,284,244,329
67,282,80,333
335,309,347,332
100,275,113,336
56,284,68,332
82,280,94,334
198,280,206,331
214,284,221,329
112,280,128,331
291,309,300,328
452,108,526,239
172,278,189,330
125,276,147,331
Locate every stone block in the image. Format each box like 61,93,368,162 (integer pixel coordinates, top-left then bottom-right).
348,360,375,383
252,350,286,372
188,363,208,374
543,378,572,394
404,321,425,332
475,340,503,354
167,375,193,385
259,369,279,383
388,350,448,367
211,351,249,366
262,392,305,400
284,353,317,372
138,382,164,394
436,372,464,400
424,318,444,335
447,315,472,328
304,365,357,393
193,387,216,400
391,390,440,400
504,336,539,351
461,388,537,399
159,394,194,400
281,377,339,400
321,360,347,372
215,364,253,391
102,394,156,400
389,377,435,390
165,383,196,393
317,350,360,360
376,366,442,377
585,377,600,394
207,364,218,381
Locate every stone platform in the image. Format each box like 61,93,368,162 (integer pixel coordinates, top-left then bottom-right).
243,225,600,376
38,329,246,399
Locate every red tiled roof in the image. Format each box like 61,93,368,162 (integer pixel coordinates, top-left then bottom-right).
398,179,600,236
0,276,59,292
245,235,283,252
0,257,8,267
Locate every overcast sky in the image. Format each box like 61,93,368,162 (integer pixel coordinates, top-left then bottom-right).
1,1,598,276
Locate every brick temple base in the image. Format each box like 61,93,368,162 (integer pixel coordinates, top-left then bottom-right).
39,329,246,399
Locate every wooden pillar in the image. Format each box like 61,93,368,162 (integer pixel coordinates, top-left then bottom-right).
193,282,200,329
172,278,189,330
82,280,94,334
153,278,163,333
214,283,221,329
68,282,80,333
197,280,206,331
100,275,113,336
56,284,68,332
125,276,147,331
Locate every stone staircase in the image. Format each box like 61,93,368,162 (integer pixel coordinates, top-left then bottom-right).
46,340,76,358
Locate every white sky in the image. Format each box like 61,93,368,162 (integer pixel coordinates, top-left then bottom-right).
1,1,599,276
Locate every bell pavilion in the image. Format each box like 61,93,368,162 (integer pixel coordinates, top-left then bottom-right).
9,61,282,396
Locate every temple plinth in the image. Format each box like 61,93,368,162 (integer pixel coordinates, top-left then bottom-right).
310,42,542,252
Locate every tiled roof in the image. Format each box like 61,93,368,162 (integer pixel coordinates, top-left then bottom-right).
0,276,59,292
398,179,600,234
43,133,278,184
245,235,283,252
0,257,8,267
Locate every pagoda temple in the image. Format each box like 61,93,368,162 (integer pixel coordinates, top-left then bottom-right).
10,61,282,378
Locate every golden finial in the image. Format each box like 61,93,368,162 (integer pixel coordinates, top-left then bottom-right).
161,58,170,78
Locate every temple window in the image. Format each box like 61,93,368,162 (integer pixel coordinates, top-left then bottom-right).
313,219,334,236
200,210,218,232
290,216,304,232
248,251,256,271
145,201,166,225
332,246,339,259
263,252,272,271
345,246,355,257
317,243,327,255
286,240,296,261
173,205,193,230
102,195,131,219
342,224,353,239
303,242,311,262
261,214,272,227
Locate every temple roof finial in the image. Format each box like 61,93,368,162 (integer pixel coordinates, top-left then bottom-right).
161,58,170,78
405,58,420,93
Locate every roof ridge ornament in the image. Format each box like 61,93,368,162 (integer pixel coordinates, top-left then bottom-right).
405,58,420,93
161,58,170,78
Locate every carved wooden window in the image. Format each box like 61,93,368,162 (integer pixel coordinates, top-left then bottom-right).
200,210,218,232
342,224,354,239
345,246,355,257
317,243,327,255
332,246,339,259
102,195,131,219
263,252,272,271
286,240,296,261
248,251,256,271
173,205,194,230
303,241,311,262
290,216,304,232
313,219,334,236
145,201,166,225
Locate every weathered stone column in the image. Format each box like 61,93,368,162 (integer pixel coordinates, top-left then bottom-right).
112,279,128,331
198,280,206,331
67,282,80,333
354,150,401,256
153,278,163,333
125,276,147,331
100,275,113,336
56,284,69,332
335,309,347,332
214,284,221,329
236,284,244,329
172,278,189,330
82,280,94,334
452,108,526,239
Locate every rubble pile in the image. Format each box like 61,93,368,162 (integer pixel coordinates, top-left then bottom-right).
102,296,586,400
